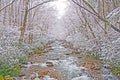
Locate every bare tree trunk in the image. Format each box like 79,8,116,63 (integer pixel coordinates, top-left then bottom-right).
98,0,101,22
0,0,1,9
102,0,107,33
106,0,110,13
19,0,29,45
9,0,12,25
112,0,118,8
27,0,34,44
17,0,21,26
76,6,89,40
3,6,6,25
82,12,98,45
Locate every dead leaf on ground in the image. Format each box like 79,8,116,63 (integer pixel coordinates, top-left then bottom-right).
82,61,100,70
38,69,49,77
49,72,59,79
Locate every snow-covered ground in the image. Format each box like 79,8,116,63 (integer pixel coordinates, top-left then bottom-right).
0,24,54,65
65,29,120,64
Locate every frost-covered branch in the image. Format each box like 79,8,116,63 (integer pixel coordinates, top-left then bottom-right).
106,7,120,19
0,0,16,12
28,0,55,12
72,0,120,33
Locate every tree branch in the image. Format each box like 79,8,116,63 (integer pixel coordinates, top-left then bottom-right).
71,0,120,33
28,0,55,12
0,0,16,12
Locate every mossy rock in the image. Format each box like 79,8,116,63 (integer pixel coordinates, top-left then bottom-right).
112,69,120,75
4,75,16,80
34,48,45,56
0,63,21,77
0,75,4,80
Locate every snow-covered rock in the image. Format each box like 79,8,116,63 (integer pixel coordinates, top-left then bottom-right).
72,76,93,80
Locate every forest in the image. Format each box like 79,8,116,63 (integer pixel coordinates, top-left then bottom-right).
0,0,120,80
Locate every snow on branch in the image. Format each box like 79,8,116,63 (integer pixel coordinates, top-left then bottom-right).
0,0,16,12
28,0,55,12
106,7,120,19
71,0,120,33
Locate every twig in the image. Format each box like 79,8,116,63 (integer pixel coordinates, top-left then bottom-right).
28,0,55,12
0,0,16,12
71,0,120,33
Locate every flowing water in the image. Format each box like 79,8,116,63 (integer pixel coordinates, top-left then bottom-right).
19,40,118,80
